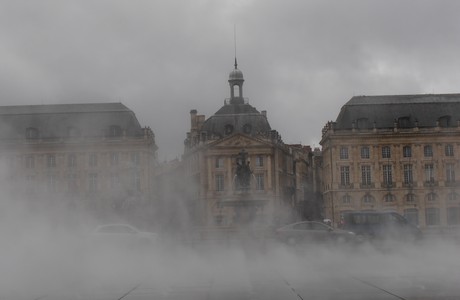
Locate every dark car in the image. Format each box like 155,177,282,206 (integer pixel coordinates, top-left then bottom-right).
89,224,158,249
339,211,422,242
275,221,357,245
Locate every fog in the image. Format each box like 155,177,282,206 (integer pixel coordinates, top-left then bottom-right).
2,184,460,299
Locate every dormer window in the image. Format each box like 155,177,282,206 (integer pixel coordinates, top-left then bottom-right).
356,118,369,129
25,127,39,139
67,126,81,138
243,124,252,134
398,116,411,128
438,115,451,127
224,124,234,135
108,125,122,138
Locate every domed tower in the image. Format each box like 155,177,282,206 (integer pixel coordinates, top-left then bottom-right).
198,61,271,139
228,58,245,104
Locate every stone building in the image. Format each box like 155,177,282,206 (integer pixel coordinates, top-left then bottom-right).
320,94,460,229
0,103,158,226
182,61,315,228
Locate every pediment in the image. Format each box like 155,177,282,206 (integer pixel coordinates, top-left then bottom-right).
210,134,271,148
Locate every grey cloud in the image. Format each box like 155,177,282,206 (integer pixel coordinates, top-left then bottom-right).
0,0,460,158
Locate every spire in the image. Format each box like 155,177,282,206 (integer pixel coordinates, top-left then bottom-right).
228,25,244,104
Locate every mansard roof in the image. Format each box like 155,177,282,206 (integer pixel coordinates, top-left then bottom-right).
335,93,460,130
0,102,144,140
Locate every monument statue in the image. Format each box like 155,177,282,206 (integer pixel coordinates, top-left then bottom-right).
235,149,252,190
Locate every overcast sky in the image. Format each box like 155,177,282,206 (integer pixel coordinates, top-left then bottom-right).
1,0,460,160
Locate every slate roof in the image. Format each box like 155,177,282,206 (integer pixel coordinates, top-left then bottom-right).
201,103,271,138
335,94,460,130
0,102,144,140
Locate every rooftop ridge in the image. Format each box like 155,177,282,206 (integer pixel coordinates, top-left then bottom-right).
0,102,130,115
347,93,460,106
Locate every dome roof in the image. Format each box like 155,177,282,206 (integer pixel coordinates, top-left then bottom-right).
201,103,271,138
229,68,244,81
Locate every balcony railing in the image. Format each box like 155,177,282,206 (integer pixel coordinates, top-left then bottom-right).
424,181,438,187
360,183,375,189
382,182,394,188
339,184,354,189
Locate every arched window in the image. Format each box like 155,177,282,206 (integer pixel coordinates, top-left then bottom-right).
384,193,395,203
405,193,417,203
342,194,352,204
447,192,458,202
426,192,437,202
233,85,241,98
362,194,374,204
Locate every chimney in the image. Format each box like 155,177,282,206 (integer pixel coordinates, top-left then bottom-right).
190,109,198,131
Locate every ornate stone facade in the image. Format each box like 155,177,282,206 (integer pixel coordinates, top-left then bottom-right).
320,94,460,230
0,103,158,226
182,61,315,228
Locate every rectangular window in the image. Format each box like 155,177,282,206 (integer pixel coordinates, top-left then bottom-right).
382,146,391,159
88,173,98,192
424,145,433,157
89,153,97,167
403,146,412,158
26,155,34,169
339,147,349,160
361,146,370,159
446,163,455,182
255,174,264,190
340,166,350,186
47,174,57,192
215,157,224,168
383,164,393,185
445,144,454,157
47,154,56,168
403,164,413,184
361,165,371,185
67,173,77,192
110,152,119,166
131,152,140,166
424,164,434,182
255,156,264,167
68,154,77,168
426,208,440,226
133,172,141,191
215,174,224,191
110,173,120,189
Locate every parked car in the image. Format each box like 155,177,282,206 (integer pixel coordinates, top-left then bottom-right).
89,224,158,248
275,221,358,245
339,211,422,242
